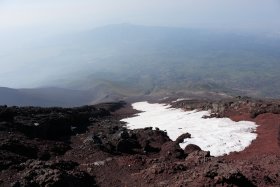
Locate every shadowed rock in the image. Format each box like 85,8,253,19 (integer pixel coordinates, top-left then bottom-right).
12,160,97,187
175,133,191,144
278,124,280,147
184,144,202,155
204,162,256,187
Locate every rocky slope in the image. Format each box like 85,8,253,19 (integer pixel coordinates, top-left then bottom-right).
0,97,280,187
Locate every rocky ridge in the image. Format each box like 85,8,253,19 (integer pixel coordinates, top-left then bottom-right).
0,98,280,186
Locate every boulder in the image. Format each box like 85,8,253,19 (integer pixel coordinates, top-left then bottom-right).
204,162,255,187
175,133,191,144
278,124,280,147
185,150,211,165
184,144,201,155
13,160,97,187
160,142,185,159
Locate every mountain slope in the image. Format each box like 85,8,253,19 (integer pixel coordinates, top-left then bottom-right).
49,24,280,98
0,87,91,107
2,24,280,105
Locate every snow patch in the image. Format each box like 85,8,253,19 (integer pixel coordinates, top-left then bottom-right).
121,101,258,157
172,98,191,103
159,97,169,100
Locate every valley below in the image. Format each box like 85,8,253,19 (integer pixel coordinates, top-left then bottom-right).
0,96,280,186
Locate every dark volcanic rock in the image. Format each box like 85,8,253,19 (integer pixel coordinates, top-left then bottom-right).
184,144,202,155
14,160,96,187
160,141,185,159
0,150,27,170
185,150,211,165
158,133,191,159
98,128,141,154
3,105,112,140
116,139,139,153
204,162,256,187
94,101,126,112
0,106,16,121
0,121,11,131
134,127,170,153
278,124,280,147
175,133,191,144
0,103,115,175
14,113,76,140
89,125,171,154
2,100,280,186
250,103,280,118
0,138,38,158
49,142,71,156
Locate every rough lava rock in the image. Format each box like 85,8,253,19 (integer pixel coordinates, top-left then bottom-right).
184,144,202,155
1,100,280,186
12,160,97,187
160,133,191,159
204,161,256,187
89,126,170,154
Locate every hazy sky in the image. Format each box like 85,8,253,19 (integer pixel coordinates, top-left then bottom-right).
0,0,280,33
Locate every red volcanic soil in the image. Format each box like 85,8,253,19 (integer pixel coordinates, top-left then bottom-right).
226,111,280,160
1,99,280,187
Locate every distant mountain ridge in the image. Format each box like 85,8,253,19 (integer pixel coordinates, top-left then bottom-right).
56,24,280,98
0,87,91,107
1,24,280,106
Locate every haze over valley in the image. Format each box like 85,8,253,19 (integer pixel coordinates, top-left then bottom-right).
1,24,280,106
1,0,280,106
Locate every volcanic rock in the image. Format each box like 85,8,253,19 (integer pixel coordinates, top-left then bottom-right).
278,124,280,147
13,160,96,187
175,133,191,144
1,100,280,186
184,144,202,155
204,162,255,186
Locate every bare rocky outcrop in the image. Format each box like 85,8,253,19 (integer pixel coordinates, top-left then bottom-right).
1,100,280,186
12,160,96,187
184,144,202,155
87,126,170,154
278,124,280,147
175,133,191,144
159,133,191,159
171,96,280,119
204,161,256,187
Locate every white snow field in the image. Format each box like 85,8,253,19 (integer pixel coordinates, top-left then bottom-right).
121,102,258,157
